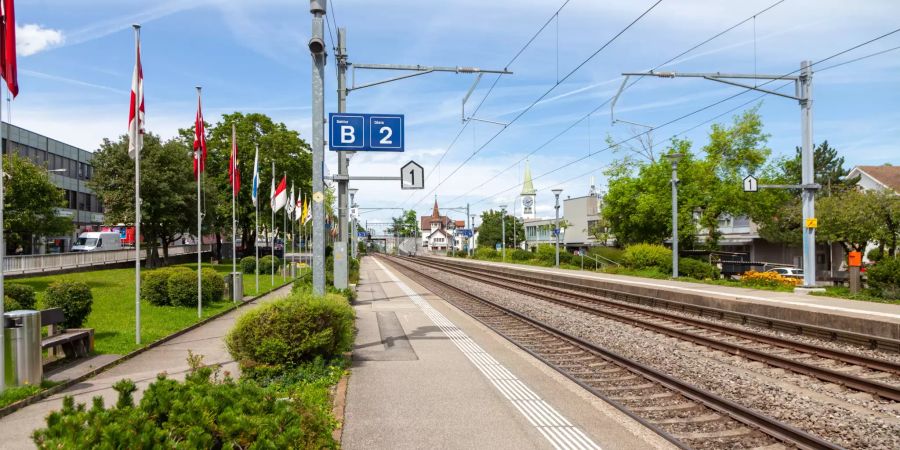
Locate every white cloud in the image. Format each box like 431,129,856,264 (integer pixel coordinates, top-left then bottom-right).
17,24,64,56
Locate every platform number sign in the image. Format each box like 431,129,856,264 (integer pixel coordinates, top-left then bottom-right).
401,160,424,190
329,113,404,152
743,175,758,192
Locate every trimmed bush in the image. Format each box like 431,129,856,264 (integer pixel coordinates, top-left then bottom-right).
509,249,531,261
474,247,498,260
868,257,900,299
226,292,354,375
167,269,198,307
622,244,673,272
43,280,93,328
5,284,35,310
258,255,282,274
201,268,226,304
678,258,720,280
240,256,256,274
142,267,192,306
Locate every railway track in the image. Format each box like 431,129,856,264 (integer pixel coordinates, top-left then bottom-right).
402,256,900,402
382,255,842,450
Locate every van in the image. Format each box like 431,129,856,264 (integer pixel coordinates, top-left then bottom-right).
72,232,123,252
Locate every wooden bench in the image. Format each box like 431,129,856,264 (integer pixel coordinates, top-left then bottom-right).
40,308,94,359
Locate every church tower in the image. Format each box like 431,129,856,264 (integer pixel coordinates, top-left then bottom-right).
520,160,537,220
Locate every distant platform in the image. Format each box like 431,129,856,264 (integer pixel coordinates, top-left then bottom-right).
341,257,672,449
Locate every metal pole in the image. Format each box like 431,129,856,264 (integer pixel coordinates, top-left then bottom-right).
196,87,203,317
271,160,275,286
291,183,295,278
133,25,142,345
554,195,560,268
310,0,327,295
800,60,817,288
501,207,506,261
0,72,5,392
671,159,679,278
334,27,349,289
255,151,259,293
283,174,286,282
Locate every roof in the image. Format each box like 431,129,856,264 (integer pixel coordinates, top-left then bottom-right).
852,165,900,193
431,198,441,218
454,220,465,228
521,159,536,195
420,215,452,230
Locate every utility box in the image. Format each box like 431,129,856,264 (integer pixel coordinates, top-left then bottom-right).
4,310,43,387
334,242,348,289
226,272,244,302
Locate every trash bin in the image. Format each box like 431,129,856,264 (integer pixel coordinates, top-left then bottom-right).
4,310,42,387
226,272,244,302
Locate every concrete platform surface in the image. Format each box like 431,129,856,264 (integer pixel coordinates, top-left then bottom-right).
427,256,900,341
342,256,672,450
0,284,294,450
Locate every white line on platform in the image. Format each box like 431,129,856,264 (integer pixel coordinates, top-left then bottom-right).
375,258,601,450
469,260,900,321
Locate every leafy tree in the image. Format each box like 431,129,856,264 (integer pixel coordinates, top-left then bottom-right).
89,133,195,267
780,141,860,196
387,210,418,236
177,112,312,259
816,189,878,252
3,154,72,252
477,209,524,248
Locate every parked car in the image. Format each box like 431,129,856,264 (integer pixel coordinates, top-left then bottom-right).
766,267,804,279
72,232,123,252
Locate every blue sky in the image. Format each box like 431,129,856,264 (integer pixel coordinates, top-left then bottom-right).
12,0,900,228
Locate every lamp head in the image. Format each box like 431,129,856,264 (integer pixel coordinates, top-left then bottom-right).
551,188,563,197
349,188,358,196
665,153,684,164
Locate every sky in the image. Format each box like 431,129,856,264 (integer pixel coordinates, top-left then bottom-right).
12,0,900,231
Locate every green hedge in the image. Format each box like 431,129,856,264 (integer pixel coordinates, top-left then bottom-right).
240,256,257,274
167,269,198,307
868,257,900,299
474,247,498,260
201,268,226,304
678,257,720,280
258,255,282,274
4,284,36,311
509,249,531,261
226,292,354,376
622,243,673,272
44,280,93,328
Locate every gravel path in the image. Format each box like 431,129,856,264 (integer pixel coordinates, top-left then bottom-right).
408,260,900,449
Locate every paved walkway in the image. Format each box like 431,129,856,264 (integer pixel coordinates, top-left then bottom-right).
342,256,671,450
0,284,294,449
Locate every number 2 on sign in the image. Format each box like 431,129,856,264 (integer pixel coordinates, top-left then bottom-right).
379,126,393,145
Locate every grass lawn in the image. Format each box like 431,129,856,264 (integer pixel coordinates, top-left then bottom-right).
11,261,305,355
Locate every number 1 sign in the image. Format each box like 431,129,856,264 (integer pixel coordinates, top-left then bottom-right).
401,160,424,190
329,113,405,152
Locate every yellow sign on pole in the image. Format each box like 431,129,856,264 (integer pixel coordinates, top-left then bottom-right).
805,218,818,229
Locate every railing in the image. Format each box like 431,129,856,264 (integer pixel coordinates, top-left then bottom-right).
3,244,212,276
580,252,621,271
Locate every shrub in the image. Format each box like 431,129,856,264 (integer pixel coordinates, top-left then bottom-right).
509,249,532,261
43,280,93,328
868,257,900,299
474,247,498,260
4,284,35,310
201,268,226,303
740,270,801,288
622,244,673,272
226,292,354,375
587,246,625,264
678,258,720,280
142,268,178,306
167,269,198,307
32,365,337,449
258,255,282,274
866,248,885,263
240,256,256,274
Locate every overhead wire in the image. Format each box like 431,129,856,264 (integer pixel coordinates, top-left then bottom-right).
445,0,789,205
409,0,665,210
468,26,900,207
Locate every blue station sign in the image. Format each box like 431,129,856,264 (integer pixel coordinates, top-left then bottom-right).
329,113,405,152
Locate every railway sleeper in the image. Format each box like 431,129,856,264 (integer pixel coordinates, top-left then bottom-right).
648,412,722,425
674,426,753,440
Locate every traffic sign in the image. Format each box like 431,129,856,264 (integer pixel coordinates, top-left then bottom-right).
357,231,367,238
743,175,758,192
457,229,473,237
329,113,404,152
401,160,424,190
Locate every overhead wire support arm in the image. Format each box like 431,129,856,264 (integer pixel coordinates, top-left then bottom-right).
621,71,802,102
349,63,512,92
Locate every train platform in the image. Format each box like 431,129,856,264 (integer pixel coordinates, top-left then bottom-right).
423,256,900,344
342,257,674,450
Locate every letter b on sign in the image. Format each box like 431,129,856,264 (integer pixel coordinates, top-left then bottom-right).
340,126,355,144
329,114,364,150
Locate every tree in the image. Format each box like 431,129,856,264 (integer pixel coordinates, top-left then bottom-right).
89,133,195,267
387,210,417,236
477,209,524,248
177,112,313,259
816,189,879,252
3,154,72,252
780,141,860,196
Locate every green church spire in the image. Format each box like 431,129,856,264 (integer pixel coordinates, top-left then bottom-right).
520,159,536,195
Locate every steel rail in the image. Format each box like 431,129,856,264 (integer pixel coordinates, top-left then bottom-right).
408,256,900,401
383,255,840,450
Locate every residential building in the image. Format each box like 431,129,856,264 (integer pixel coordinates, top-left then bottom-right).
847,165,900,193
2,122,104,252
420,199,461,252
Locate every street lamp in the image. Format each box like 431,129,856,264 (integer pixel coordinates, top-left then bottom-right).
665,153,684,278
499,204,507,262
470,214,476,257
552,189,563,268
349,188,358,258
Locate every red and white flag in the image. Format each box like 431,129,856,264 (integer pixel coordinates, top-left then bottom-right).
127,33,144,159
272,176,287,212
228,123,240,195
193,92,206,177
0,0,19,97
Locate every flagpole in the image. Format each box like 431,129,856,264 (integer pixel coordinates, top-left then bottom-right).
271,160,275,286
133,24,142,345
231,123,238,302
254,145,259,294
195,86,203,318
291,183,295,279
0,70,6,394
283,172,286,282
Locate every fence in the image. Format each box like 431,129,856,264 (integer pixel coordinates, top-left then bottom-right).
3,244,212,276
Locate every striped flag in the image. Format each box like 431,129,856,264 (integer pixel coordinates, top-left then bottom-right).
272,176,287,212
286,182,295,216
228,124,240,194
127,33,144,159
251,145,259,207
192,92,206,178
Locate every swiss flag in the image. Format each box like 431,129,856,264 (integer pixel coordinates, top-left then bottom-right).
0,0,17,97
193,94,206,177
272,176,286,212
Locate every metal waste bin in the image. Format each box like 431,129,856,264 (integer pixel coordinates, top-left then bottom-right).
227,272,243,302
4,310,42,387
